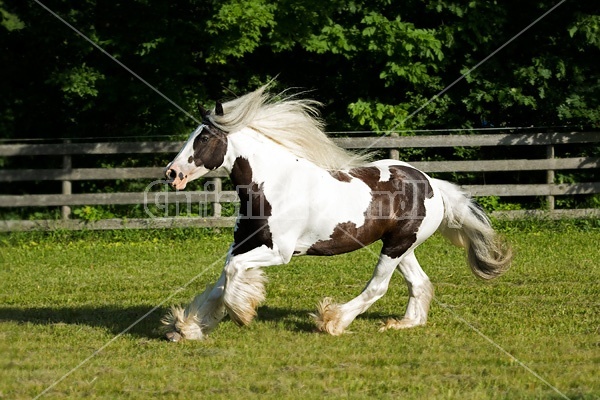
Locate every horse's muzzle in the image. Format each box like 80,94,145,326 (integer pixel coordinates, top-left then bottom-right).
165,167,187,190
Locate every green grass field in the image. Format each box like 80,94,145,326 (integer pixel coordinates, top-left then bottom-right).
1,221,599,399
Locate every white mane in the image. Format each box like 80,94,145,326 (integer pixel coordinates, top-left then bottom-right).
205,84,369,170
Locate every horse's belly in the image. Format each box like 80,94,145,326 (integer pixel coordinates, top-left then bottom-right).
294,197,387,256
292,163,435,257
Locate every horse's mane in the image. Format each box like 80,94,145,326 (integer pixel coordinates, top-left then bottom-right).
205,84,369,171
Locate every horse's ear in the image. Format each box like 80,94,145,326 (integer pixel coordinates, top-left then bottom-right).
198,104,209,119
215,102,224,116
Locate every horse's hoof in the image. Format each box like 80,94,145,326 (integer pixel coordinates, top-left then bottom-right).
165,331,182,342
379,318,425,331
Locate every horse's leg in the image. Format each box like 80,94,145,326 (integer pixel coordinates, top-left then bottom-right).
380,251,433,330
162,272,228,341
162,243,285,341
222,245,287,326
313,253,400,335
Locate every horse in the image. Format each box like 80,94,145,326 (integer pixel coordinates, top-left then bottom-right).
161,84,512,341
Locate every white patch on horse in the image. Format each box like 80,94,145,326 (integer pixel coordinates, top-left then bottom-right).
289,172,374,255
377,165,392,182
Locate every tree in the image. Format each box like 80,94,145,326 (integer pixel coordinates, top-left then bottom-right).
0,0,598,143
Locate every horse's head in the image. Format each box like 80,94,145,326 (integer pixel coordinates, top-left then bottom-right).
165,104,228,190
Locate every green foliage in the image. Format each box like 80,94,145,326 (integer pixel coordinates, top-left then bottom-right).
73,206,115,221
205,0,276,64
47,63,105,99
557,93,600,126
0,0,598,216
2,0,598,140
569,14,600,48
0,0,23,31
348,100,410,131
493,217,600,233
475,196,522,213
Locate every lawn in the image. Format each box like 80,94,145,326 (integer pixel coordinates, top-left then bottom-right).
0,221,598,399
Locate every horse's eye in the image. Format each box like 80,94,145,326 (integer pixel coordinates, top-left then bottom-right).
200,135,210,143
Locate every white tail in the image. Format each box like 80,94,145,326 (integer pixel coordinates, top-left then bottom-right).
433,179,512,280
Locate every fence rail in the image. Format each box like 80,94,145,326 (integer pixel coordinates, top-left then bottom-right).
1,131,598,231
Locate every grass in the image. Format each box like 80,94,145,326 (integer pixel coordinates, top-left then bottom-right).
0,221,599,399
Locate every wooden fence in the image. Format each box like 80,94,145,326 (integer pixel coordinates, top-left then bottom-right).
0,131,598,231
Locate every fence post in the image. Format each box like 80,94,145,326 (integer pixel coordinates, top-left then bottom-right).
389,131,400,160
62,140,72,220
546,144,555,212
212,178,222,218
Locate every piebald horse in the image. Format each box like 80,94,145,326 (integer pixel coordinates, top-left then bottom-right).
162,84,512,341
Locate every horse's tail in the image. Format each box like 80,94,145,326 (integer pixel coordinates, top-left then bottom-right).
433,179,512,280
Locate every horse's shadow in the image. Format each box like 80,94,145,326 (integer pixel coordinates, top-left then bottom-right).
0,304,392,339
256,305,391,333
0,305,166,339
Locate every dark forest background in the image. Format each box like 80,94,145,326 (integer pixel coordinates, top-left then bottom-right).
1,0,599,140
1,0,599,219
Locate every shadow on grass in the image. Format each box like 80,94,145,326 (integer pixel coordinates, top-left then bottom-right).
256,305,316,332
0,304,395,339
256,305,393,333
0,305,166,339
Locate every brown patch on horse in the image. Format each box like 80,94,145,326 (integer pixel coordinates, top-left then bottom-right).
307,165,433,259
328,170,352,182
349,166,381,185
306,219,383,256
192,126,228,170
378,166,433,258
231,157,274,256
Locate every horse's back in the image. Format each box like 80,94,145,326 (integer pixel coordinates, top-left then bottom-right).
292,160,444,258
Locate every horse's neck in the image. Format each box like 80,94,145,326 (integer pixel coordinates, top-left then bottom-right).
226,129,299,186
